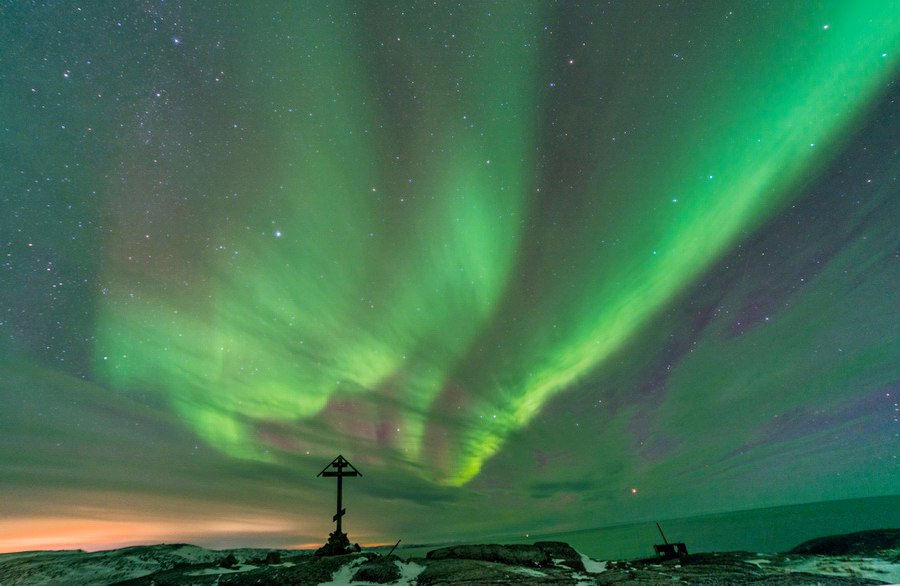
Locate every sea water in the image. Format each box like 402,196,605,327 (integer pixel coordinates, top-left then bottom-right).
396,495,900,561
512,495,900,560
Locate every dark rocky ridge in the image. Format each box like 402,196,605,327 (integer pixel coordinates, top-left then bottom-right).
789,529,900,556
425,540,585,570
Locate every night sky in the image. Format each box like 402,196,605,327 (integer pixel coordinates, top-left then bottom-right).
1,1,898,553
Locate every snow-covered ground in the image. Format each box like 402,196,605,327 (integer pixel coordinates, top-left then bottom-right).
317,557,426,586
318,556,367,585
781,554,900,584
743,553,900,583
396,560,426,584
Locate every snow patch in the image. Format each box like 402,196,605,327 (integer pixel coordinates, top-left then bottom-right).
317,556,366,586
578,552,608,574
316,558,425,586
395,560,425,584
509,566,547,577
186,563,257,576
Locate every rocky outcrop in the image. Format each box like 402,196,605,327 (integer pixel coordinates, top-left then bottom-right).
424,541,586,573
534,541,586,572
426,543,552,567
315,530,362,556
351,554,402,583
217,553,238,569
789,529,900,556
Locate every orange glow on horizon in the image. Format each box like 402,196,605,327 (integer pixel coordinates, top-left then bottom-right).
0,516,303,554
287,542,325,550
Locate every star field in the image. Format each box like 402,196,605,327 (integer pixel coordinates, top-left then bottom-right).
1,1,897,552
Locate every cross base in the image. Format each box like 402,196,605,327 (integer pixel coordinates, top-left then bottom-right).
315,530,361,557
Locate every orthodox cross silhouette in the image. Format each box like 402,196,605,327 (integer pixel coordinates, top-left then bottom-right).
317,455,361,537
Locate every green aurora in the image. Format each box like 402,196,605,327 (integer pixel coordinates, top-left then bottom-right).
91,2,897,484
1,0,898,551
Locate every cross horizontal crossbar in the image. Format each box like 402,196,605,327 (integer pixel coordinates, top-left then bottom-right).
320,471,360,477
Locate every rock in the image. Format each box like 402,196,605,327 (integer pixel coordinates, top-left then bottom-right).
534,541,586,572
426,543,552,567
217,553,238,569
315,530,360,556
415,558,556,585
245,550,283,566
351,555,402,583
788,529,900,556
264,551,281,565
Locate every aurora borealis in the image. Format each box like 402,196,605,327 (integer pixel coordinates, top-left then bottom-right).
1,1,898,553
